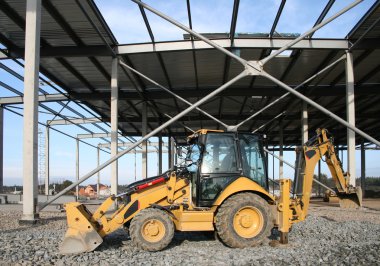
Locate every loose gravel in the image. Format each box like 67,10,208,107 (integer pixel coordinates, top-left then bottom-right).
0,202,379,265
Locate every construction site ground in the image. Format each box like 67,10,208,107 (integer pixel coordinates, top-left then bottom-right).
0,198,379,265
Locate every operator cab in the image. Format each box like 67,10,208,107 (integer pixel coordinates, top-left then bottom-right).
185,130,268,207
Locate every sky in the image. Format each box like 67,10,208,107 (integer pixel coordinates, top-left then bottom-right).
0,0,379,187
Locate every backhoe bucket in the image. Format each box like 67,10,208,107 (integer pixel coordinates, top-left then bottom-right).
338,186,363,209
60,202,103,254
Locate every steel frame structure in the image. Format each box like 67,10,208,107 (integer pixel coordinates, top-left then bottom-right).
0,0,378,218
37,0,380,212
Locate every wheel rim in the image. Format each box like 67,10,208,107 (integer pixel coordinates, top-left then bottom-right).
141,219,166,243
233,206,264,238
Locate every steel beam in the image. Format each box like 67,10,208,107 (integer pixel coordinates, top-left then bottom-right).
0,94,68,105
0,50,8,60
346,52,356,186
251,112,285,133
77,133,111,139
269,0,286,38
98,142,167,149
5,45,112,58
261,0,362,65
117,38,350,55
230,0,240,45
70,83,379,101
111,58,119,195
7,38,378,59
20,0,41,223
309,0,335,38
47,117,102,126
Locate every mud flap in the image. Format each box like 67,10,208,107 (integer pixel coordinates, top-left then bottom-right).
338,187,362,209
60,202,104,254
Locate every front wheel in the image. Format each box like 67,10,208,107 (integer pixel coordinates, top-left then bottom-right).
215,193,273,248
129,208,174,251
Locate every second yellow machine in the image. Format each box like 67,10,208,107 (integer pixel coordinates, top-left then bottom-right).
60,128,362,254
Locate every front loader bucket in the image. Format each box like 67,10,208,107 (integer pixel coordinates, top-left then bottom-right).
338,187,363,209
60,202,103,254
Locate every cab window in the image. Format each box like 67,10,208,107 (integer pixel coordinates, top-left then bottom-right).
239,134,266,187
201,134,238,174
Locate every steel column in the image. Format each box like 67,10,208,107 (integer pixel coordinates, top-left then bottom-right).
168,136,172,169
76,139,79,199
346,52,356,186
170,137,175,168
272,147,275,194
97,146,100,198
158,134,163,174
301,102,308,144
21,0,41,222
279,120,284,179
360,141,366,197
44,127,49,195
111,58,119,194
0,107,3,193
318,161,321,196
142,101,148,178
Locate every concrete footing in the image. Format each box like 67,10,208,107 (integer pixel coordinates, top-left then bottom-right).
19,213,40,225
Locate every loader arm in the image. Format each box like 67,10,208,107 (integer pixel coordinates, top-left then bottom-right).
60,171,190,254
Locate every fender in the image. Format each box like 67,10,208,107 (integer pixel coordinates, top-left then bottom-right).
213,177,275,206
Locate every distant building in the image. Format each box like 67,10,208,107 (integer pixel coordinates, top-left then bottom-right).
78,184,110,198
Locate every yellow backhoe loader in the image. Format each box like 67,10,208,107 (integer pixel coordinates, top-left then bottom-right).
60,128,362,254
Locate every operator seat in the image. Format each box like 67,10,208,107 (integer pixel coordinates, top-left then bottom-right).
220,153,237,172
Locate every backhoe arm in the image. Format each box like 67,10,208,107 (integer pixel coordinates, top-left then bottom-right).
277,128,362,243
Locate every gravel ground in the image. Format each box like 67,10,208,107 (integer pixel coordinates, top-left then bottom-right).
0,201,379,265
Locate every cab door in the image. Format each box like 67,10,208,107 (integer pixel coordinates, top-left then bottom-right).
198,133,241,207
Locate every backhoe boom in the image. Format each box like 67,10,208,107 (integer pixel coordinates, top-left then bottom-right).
277,128,362,242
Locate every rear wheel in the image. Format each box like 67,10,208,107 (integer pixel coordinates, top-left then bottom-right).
215,193,273,248
129,208,174,251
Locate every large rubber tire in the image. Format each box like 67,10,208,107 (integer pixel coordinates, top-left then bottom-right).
129,208,174,251
215,193,273,248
